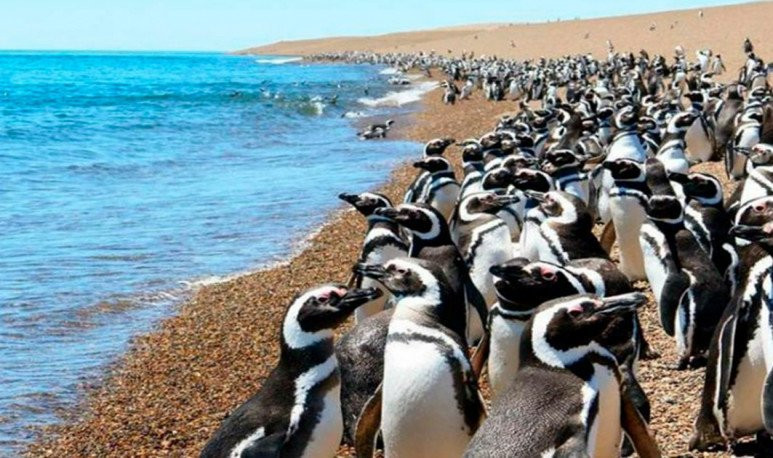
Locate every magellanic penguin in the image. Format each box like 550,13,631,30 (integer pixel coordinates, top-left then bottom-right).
200,284,381,458
690,220,773,452
465,293,661,458
338,192,408,322
356,258,485,458
669,172,733,276
485,257,635,398
453,191,520,340
656,111,697,174
411,156,460,221
532,190,610,264
640,194,729,369
403,138,455,204
458,141,485,199
605,158,650,281
541,149,590,205
373,203,487,343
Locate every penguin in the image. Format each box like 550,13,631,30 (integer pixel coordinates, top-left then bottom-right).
640,194,729,369
668,172,733,276
411,156,460,221
532,190,610,264
465,293,660,458
373,203,487,342
690,221,773,452
486,256,634,397
356,258,485,458
338,192,408,322
458,141,485,199
200,284,381,458
605,158,649,280
541,149,590,204
657,111,697,174
403,138,455,204
453,191,520,340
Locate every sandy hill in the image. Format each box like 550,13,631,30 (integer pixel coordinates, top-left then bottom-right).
238,1,772,74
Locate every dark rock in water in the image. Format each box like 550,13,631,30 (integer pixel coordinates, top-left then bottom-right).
335,309,392,444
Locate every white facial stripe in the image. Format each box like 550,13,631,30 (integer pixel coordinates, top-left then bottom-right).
406,205,441,240
548,192,578,224
388,259,442,310
531,299,615,368
282,286,338,349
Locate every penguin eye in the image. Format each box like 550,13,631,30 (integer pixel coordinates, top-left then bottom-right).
542,271,556,281
317,295,329,304
396,268,408,275
753,204,766,213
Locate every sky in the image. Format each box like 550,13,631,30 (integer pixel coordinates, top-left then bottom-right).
0,0,754,52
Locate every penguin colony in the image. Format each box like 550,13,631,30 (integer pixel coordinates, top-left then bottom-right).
202,39,773,457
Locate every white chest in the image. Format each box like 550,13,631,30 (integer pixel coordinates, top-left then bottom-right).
582,364,622,458
488,312,528,398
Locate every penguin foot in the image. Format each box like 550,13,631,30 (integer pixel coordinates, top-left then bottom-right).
640,345,660,360
688,429,727,452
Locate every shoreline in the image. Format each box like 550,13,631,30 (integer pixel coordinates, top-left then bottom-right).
27,69,742,456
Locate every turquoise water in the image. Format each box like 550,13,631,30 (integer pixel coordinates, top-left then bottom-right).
0,51,421,452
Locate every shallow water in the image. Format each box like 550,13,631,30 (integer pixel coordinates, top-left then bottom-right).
0,51,422,452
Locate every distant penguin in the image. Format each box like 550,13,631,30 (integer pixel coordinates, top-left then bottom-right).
404,138,455,204
605,158,649,280
640,194,729,369
690,221,773,451
339,192,408,322
357,258,485,458
453,191,519,340
411,156,460,221
200,285,381,458
465,293,659,458
532,191,610,264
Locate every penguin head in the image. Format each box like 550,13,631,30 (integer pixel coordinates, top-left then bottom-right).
735,196,773,227
374,203,447,241
413,156,452,173
355,258,447,304
729,222,773,250
645,195,684,225
666,111,697,134
748,144,773,167
541,149,583,175
512,169,554,193
490,259,582,312
461,143,483,164
460,191,520,218
602,158,645,182
614,105,639,129
530,293,647,367
283,284,382,348
482,167,514,190
424,137,455,156
669,172,722,205
338,192,392,217
538,191,583,224
502,154,538,173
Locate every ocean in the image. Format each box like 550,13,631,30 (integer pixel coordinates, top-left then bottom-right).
0,51,434,452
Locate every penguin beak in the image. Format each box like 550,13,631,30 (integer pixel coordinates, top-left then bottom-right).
593,292,647,315
729,224,773,242
354,263,388,281
337,287,383,310
525,190,546,202
338,192,360,205
413,160,430,170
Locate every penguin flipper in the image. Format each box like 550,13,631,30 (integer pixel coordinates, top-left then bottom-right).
659,272,689,336
620,390,662,458
763,369,773,434
600,221,616,253
354,384,382,458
